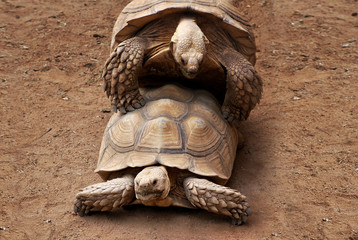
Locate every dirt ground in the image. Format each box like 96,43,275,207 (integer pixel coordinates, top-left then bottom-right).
0,0,357,239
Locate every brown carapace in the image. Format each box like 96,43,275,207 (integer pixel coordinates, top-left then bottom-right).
102,0,262,122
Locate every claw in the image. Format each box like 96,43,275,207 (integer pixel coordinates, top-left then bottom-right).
112,105,118,113
232,218,242,225
133,102,141,109
227,116,234,122
222,111,228,119
127,105,135,112
246,207,252,216
120,106,126,114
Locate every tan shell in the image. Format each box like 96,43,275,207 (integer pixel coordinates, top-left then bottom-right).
96,84,239,184
111,0,256,64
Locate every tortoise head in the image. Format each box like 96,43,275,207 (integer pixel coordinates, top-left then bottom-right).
134,166,170,202
170,17,209,79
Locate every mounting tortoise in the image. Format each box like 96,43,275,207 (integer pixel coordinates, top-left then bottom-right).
74,84,251,225
102,0,263,122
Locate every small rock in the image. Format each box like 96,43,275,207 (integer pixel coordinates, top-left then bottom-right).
292,96,301,100
83,63,93,68
93,33,105,38
322,218,329,222
57,21,67,26
101,108,111,113
23,46,29,50
44,219,51,223
258,0,267,6
290,20,303,26
271,233,278,236
0,226,7,231
352,12,357,17
0,55,6,58
62,97,69,101
342,43,349,48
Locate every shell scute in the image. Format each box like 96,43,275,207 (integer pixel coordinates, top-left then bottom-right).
137,117,182,151
109,111,144,149
189,102,227,135
143,98,188,121
183,116,222,156
141,84,194,102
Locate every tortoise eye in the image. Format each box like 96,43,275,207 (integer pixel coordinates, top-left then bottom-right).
180,57,185,65
152,179,158,185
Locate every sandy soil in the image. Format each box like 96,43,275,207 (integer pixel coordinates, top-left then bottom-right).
1,0,357,239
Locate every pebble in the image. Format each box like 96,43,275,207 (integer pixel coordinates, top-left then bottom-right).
292,96,301,100
93,33,105,38
290,20,304,26
62,97,69,101
322,218,329,222
0,226,7,230
44,219,51,223
341,43,349,48
101,108,111,113
23,46,29,50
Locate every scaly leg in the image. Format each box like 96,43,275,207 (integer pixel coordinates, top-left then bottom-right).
74,175,134,216
217,50,263,122
184,177,251,225
102,37,148,114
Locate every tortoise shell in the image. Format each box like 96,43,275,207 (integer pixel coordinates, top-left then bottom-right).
111,0,256,64
96,84,240,184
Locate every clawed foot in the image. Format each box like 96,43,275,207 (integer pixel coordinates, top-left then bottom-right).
74,176,135,216
231,206,252,225
221,105,245,122
184,177,251,225
111,89,146,114
74,198,92,217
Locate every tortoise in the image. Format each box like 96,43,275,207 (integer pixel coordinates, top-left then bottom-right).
74,84,251,225
102,0,263,122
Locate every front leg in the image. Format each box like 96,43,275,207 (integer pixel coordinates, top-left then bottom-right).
102,37,148,114
74,175,134,216
218,50,263,121
184,177,251,225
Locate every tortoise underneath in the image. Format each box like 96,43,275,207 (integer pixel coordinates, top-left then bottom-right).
74,84,251,225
